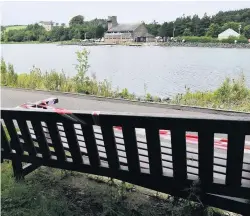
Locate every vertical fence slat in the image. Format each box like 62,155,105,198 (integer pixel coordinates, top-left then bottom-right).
46,121,66,161
123,126,140,174
226,131,245,186
31,120,51,159
145,126,162,176
101,125,120,170
1,123,11,153
12,158,24,180
17,120,37,157
171,129,187,182
4,118,23,155
81,125,100,168
63,123,83,164
198,130,214,186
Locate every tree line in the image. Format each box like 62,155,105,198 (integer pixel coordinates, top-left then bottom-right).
1,15,107,42
146,8,250,39
1,8,250,43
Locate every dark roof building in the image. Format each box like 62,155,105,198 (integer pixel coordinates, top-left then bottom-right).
104,16,155,43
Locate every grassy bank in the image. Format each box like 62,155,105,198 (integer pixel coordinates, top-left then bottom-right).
1,49,249,112
172,74,250,112
1,162,228,216
4,25,27,32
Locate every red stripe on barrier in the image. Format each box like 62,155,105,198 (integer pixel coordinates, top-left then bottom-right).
159,130,168,135
112,127,250,151
114,126,122,130
54,108,72,114
220,138,228,142
186,134,198,139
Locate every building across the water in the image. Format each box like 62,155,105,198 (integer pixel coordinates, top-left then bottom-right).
104,16,155,43
39,21,54,31
218,28,240,40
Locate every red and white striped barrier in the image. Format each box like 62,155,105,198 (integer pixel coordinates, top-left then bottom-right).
91,111,250,153
113,126,250,153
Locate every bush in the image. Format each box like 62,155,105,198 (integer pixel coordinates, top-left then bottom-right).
181,36,218,43
39,35,46,42
214,73,249,103
220,36,248,44
172,73,250,111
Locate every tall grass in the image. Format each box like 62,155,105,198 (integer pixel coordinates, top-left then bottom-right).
172,73,250,111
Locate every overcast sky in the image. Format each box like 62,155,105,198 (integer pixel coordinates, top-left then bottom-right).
1,1,250,26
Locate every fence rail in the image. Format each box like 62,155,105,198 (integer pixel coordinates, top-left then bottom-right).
1,108,250,214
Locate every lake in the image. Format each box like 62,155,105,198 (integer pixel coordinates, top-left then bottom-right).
2,44,250,98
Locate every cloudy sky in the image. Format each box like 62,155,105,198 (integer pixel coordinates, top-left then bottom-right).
1,1,250,25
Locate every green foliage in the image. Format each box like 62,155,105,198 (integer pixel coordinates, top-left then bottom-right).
181,36,217,43
145,21,161,36
4,25,27,32
38,35,46,42
214,73,249,103
243,25,250,38
74,49,90,92
69,15,84,26
3,17,106,43
173,73,250,112
95,25,105,38
220,22,241,33
145,8,250,39
183,28,192,36
3,8,250,42
220,35,248,44
206,23,221,37
3,24,46,42
0,58,18,86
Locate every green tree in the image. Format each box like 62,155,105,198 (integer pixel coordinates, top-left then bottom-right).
183,28,192,36
206,23,221,37
191,15,201,36
69,15,84,26
220,22,241,33
158,22,168,37
146,20,161,36
243,25,250,38
199,13,211,36
95,25,105,38
74,49,90,92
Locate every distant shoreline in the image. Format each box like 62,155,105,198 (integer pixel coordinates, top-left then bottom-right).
159,42,250,49
2,41,250,49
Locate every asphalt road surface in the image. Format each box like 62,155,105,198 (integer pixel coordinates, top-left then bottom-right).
1,87,249,117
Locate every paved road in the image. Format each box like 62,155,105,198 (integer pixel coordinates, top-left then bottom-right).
1,87,249,118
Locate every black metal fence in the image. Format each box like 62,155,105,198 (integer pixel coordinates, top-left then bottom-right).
1,108,250,214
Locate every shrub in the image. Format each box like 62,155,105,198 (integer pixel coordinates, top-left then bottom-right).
39,35,46,43
181,36,217,43
220,36,248,44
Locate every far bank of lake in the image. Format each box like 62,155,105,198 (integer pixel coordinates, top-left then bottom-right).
1,44,250,97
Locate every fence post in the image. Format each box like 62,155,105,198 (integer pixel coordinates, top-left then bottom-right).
12,158,24,180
